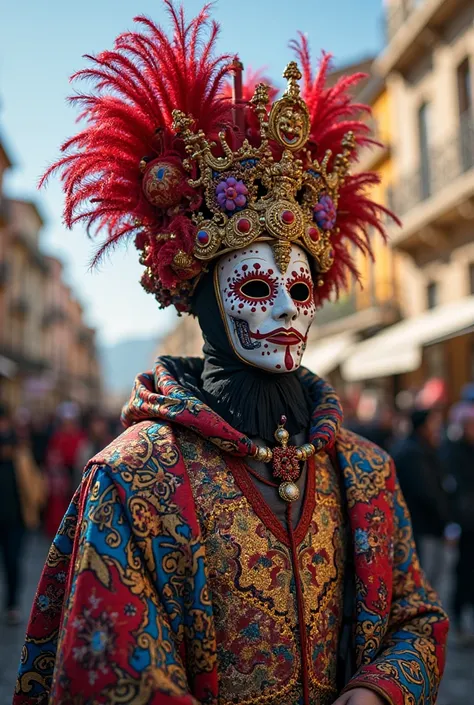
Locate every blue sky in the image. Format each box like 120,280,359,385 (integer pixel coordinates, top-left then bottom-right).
0,0,383,345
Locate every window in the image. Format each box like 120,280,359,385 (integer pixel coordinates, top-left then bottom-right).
469,263,474,295
457,58,472,117
427,281,438,310
457,58,473,172
418,102,431,199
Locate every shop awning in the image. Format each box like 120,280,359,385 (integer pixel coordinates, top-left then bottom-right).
303,332,355,377
0,355,17,378
341,296,474,382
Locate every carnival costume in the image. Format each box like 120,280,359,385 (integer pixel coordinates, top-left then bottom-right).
15,4,448,705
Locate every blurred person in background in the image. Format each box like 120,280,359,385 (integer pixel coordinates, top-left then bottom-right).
47,402,85,481
44,402,85,538
346,390,395,451
460,382,474,404
339,389,359,431
30,414,53,473
416,378,449,413
74,413,112,488
0,404,45,624
392,407,450,590
440,402,474,642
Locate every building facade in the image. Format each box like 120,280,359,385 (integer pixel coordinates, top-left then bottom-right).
303,66,400,390
0,134,102,413
342,0,474,404
0,198,50,408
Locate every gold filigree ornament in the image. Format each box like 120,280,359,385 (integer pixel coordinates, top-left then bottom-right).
172,250,195,271
172,61,355,275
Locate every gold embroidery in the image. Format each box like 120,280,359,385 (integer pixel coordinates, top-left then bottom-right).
181,429,345,704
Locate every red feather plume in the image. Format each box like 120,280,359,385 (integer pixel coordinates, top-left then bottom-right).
41,1,234,264
41,3,397,311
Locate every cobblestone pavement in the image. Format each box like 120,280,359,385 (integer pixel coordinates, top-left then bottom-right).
0,534,472,704
0,532,49,705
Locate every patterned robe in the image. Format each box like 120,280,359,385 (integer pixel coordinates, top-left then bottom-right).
14,361,448,705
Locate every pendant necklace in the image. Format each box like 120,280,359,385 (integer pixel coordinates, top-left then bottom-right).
251,415,320,502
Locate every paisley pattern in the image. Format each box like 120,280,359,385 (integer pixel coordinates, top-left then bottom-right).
14,361,448,705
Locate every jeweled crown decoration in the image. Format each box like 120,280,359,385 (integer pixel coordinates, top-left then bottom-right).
172,62,354,277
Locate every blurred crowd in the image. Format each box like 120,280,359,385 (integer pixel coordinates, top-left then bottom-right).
345,378,474,644
0,379,473,645
0,401,120,625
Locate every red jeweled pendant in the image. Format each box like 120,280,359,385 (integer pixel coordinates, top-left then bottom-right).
251,416,316,503
271,415,301,483
272,445,300,482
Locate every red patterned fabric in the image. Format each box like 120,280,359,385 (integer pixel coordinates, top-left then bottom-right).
14,363,448,705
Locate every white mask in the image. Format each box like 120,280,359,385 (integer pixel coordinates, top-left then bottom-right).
215,242,316,373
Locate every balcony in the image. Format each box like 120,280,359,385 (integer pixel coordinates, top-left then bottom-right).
14,230,49,273
77,328,95,347
10,296,29,317
384,1,419,44
390,114,474,249
43,306,68,327
378,0,470,75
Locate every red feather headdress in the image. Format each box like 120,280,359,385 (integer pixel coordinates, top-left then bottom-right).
42,2,396,312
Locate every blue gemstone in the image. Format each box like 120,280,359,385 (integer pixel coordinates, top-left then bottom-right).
156,167,166,180
197,230,210,244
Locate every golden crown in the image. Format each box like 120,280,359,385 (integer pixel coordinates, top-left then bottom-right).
171,62,355,275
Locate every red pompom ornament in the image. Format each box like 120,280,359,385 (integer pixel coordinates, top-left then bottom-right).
141,159,185,208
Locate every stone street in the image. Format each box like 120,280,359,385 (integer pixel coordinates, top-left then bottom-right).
0,533,49,705
0,534,472,704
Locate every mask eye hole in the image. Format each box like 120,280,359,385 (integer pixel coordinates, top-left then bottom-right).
289,282,311,303
240,279,271,299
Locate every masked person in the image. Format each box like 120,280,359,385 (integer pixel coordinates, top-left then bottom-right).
14,5,448,705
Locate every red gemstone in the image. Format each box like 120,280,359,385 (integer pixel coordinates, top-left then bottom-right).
281,210,295,225
237,218,251,233
308,227,320,242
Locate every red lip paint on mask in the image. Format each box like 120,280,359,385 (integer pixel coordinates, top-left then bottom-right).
284,346,294,371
